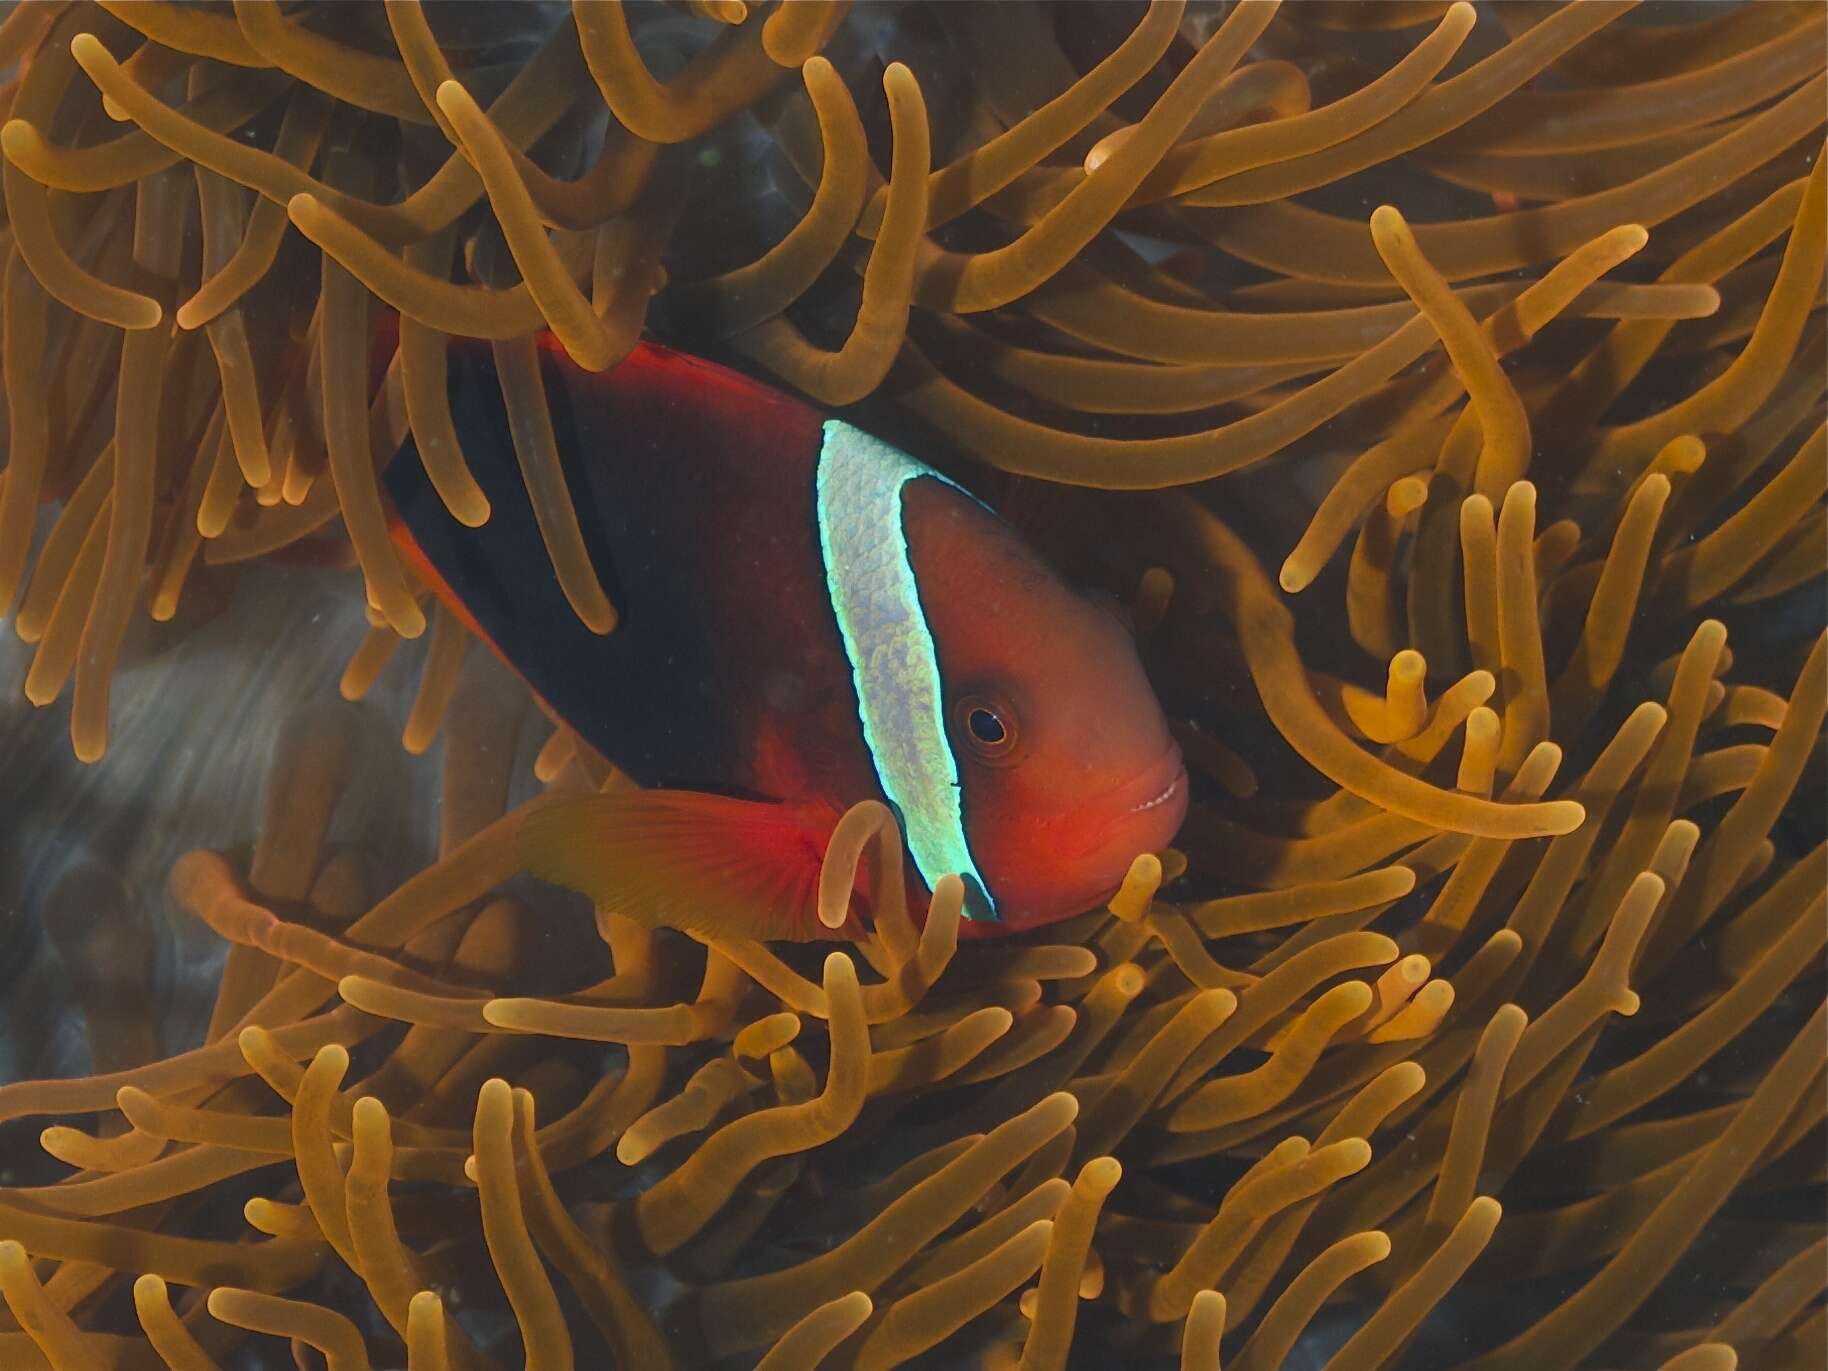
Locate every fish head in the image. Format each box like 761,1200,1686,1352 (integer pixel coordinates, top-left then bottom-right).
904,479,1187,934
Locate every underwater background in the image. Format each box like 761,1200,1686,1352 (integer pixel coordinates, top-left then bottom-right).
0,1,1822,1367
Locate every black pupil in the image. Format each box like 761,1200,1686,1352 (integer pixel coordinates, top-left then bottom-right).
968,708,1006,744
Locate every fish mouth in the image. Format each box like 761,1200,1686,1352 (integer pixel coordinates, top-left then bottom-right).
983,743,1189,931
1071,741,1190,876
1120,742,1188,816
1129,768,1186,815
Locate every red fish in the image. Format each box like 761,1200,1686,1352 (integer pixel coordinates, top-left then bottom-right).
385,338,1186,939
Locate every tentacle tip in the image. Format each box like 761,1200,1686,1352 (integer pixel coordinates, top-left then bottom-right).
174,298,210,331
391,604,429,640
562,338,620,376
1082,1155,1123,1190
1543,800,1586,834
67,31,109,67
432,78,470,115
1340,981,1376,1014
0,119,36,157
1110,962,1146,997
1527,739,1564,770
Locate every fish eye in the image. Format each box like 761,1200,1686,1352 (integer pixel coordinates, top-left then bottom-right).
968,708,1005,744
956,694,1018,760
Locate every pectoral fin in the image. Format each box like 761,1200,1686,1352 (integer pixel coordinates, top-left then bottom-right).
519,790,854,942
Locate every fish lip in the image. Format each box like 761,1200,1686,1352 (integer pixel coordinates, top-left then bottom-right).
1118,742,1188,815
1129,766,1187,815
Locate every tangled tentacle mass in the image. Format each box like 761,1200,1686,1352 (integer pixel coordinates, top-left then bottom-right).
0,2,1822,1367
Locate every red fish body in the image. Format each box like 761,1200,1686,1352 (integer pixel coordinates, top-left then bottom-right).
386,338,1186,939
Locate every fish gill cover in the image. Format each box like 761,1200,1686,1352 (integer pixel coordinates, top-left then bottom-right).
0,1,1821,1368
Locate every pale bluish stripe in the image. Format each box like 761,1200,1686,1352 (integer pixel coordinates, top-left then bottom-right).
815,420,996,920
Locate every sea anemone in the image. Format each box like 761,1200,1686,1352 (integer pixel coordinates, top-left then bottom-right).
0,1,1821,1367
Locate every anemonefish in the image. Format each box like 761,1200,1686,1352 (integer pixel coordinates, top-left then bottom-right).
384,337,1187,940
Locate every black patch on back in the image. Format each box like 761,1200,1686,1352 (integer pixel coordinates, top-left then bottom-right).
384,341,720,782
